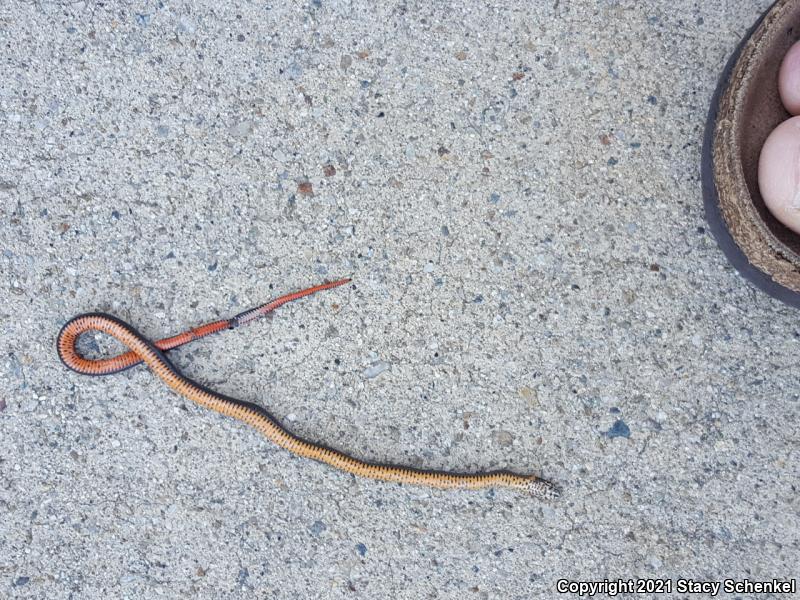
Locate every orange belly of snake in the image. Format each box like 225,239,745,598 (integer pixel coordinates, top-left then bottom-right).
56,278,559,499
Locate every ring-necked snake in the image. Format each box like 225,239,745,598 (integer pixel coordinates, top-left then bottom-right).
56,279,559,499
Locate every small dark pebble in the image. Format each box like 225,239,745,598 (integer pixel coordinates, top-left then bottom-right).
472,294,484,304
609,406,620,414
237,568,249,585
165,251,175,259
208,261,218,271
607,157,618,166
0,399,6,412
489,192,501,204
649,263,660,272
377,111,385,117
441,225,450,236
111,210,120,219
437,146,450,156
696,226,705,234
648,95,658,105
67,26,76,34
237,34,245,42
355,543,367,557
310,520,326,536
14,577,30,587
605,419,631,438
79,336,101,355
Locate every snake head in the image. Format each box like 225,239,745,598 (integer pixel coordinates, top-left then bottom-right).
527,477,561,500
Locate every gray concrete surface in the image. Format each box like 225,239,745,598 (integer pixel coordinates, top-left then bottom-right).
1,0,798,598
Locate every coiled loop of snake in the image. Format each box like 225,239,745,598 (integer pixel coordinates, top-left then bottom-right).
56,279,559,499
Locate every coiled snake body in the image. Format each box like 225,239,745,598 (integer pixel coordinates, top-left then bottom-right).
57,279,559,499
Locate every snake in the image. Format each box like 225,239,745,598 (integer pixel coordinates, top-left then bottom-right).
56,279,559,499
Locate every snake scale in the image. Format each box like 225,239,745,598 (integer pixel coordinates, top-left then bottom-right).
57,279,559,499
